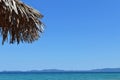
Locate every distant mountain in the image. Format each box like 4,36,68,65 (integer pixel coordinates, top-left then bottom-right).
1,68,120,73
29,69,65,72
90,68,120,72
32,68,120,72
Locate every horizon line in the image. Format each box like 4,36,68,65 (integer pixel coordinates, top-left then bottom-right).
0,68,120,72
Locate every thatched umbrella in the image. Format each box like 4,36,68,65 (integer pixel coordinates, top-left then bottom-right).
0,0,44,45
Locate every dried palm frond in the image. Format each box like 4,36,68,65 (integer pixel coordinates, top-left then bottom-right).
0,0,44,45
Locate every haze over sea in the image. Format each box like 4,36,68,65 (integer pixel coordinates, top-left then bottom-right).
0,72,120,80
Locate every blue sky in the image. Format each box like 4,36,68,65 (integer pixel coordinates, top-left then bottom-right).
0,0,120,71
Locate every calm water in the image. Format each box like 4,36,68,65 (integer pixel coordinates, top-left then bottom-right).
0,72,120,80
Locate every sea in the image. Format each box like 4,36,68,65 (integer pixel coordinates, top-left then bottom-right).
0,72,120,80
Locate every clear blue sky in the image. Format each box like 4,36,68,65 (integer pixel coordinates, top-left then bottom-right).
0,0,120,71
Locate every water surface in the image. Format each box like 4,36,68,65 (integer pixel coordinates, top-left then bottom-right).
0,72,120,80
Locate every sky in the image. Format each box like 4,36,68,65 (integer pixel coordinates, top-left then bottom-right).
0,0,120,71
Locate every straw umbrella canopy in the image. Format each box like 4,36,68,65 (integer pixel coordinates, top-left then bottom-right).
0,0,44,44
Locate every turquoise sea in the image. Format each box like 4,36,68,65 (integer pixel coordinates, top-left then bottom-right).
0,72,120,80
